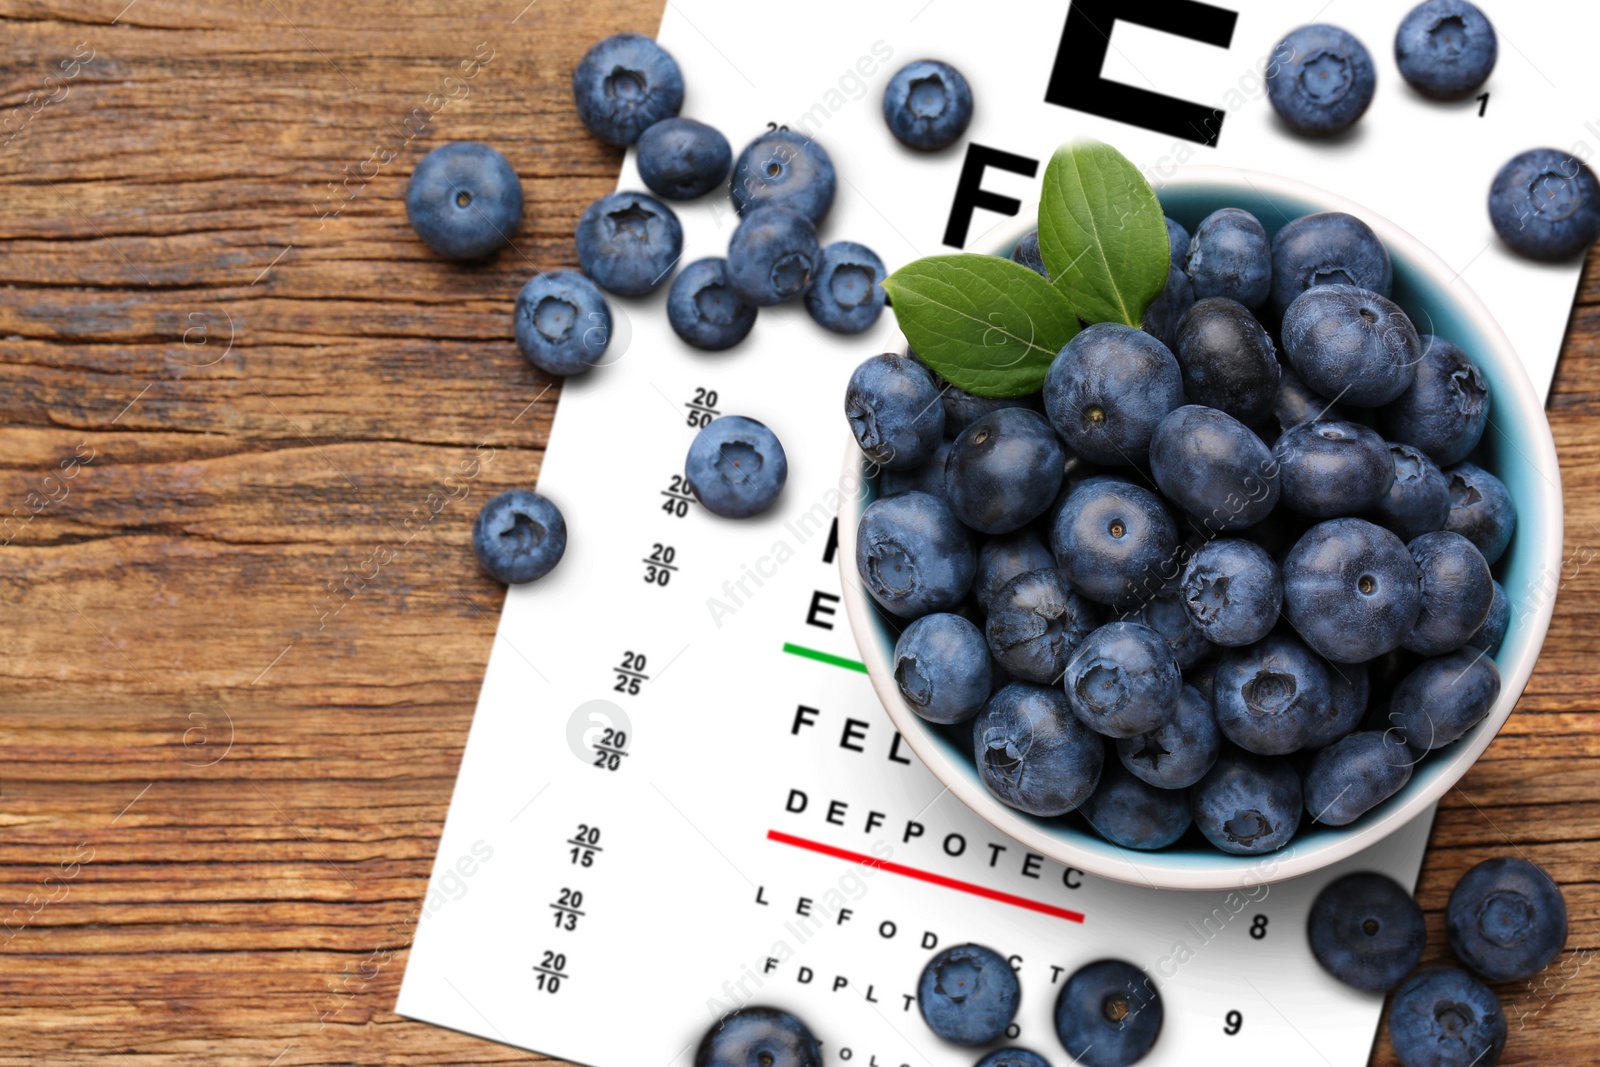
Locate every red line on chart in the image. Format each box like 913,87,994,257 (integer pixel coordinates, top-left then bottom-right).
766,830,1085,924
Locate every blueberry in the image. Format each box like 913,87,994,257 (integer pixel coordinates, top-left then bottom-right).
667,258,757,351
636,117,731,200
975,1050,1050,1067
1267,24,1377,136
1214,634,1331,755
1044,323,1184,467
1134,586,1212,670
1305,730,1414,825
1283,518,1421,663
1270,211,1393,319
1272,419,1395,518
1388,649,1501,751
1011,230,1048,278
1050,479,1179,609
1307,871,1426,993
405,142,522,261
1183,209,1272,311
729,130,836,225
1447,857,1568,982
895,613,992,725
946,408,1065,535
1054,959,1162,1067
847,353,945,471
572,34,684,147
857,491,975,618
514,270,612,376
1405,531,1494,655
1370,443,1451,542
975,683,1104,816
975,529,1056,608
1442,462,1515,564
882,440,953,500
1116,684,1220,790
1065,621,1181,739
1164,216,1191,264
1466,580,1509,654
728,207,820,307
882,60,974,151
1489,147,1600,261
1139,264,1195,353
1396,1,1498,100
1181,539,1282,647
1079,761,1191,850
472,489,566,583
1383,336,1490,468
685,416,787,519
576,191,683,297
917,943,1021,1046
1302,659,1371,750
805,241,886,334
1171,297,1280,423
986,568,1099,685
1282,285,1421,407
1387,967,1506,1067
1190,750,1302,855
1274,366,1344,435
1149,406,1279,533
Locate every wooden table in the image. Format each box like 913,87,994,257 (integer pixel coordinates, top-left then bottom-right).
0,2,1593,1063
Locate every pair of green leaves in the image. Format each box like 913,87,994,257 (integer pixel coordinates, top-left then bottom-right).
881,139,1170,398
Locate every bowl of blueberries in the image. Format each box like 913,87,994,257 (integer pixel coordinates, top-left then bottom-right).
838,164,1563,891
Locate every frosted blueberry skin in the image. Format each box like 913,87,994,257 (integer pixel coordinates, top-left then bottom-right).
729,129,836,225
1305,730,1414,826
636,117,731,200
1044,323,1185,467
1134,585,1213,670
1116,683,1220,790
1489,148,1600,261
666,258,757,351
1054,959,1163,1067
1389,648,1501,751
1307,871,1426,993
684,415,788,519
1404,531,1494,655
1064,621,1182,740
575,190,683,297
974,529,1056,609
1383,335,1490,468
472,490,566,584
514,270,612,376
845,352,945,472
883,59,974,152
1395,0,1498,101
1282,285,1421,408
1181,538,1282,648
805,241,887,335
1266,24,1377,136
1302,659,1371,751
727,207,820,307
1447,857,1568,982
405,142,523,261
1214,633,1332,756
1272,419,1395,519
1172,297,1281,424
1050,479,1179,610
1190,750,1302,856
1149,406,1279,533
1283,518,1421,664
974,683,1105,818
1079,761,1191,850
1183,208,1272,311
572,33,684,147
945,407,1065,534
1369,442,1452,543
856,491,975,618
985,567,1100,685
1465,580,1510,654
1269,211,1393,320
695,1006,820,1067
1442,462,1516,564
1387,967,1507,1067
893,613,992,725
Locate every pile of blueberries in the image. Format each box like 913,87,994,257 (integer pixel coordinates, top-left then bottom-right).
850,200,1517,858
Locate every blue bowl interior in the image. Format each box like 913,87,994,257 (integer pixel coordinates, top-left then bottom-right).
861,181,1558,872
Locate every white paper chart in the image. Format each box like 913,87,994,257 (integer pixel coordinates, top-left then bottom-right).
398,3,1588,1064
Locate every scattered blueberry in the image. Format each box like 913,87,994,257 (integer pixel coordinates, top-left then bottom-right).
729,129,836,225
975,529,1056,609
1369,442,1452,542
1387,967,1506,1067
1443,462,1516,564
946,408,1065,534
986,568,1099,685
1184,209,1272,311
1134,585,1213,670
1282,285,1421,408
846,353,945,472
1466,580,1510,654
1405,531,1494,655
1282,518,1421,663
1050,478,1179,609
576,190,683,297
727,207,820,307
514,270,612,376
572,33,684,147
975,683,1105,816
684,415,787,519
1388,648,1501,751
1044,323,1184,467
805,241,886,334
1079,762,1192,851
1149,406,1279,533
1267,24,1378,137
1214,633,1332,755
1181,539,1282,648
667,258,757,351
856,491,975,618
918,943,1021,1046
895,613,992,725
1489,147,1600,261
1065,621,1181,739
1272,419,1395,519
1305,730,1414,825
976,1050,1050,1067
1172,297,1281,424
1116,684,1220,790
1447,857,1568,982
636,117,731,200
1303,660,1371,750
1307,871,1426,993
1270,211,1393,319
1053,959,1162,1067
883,60,974,152
472,489,566,584
1383,336,1490,468
1190,750,1303,855
1396,0,1498,101
405,142,522,261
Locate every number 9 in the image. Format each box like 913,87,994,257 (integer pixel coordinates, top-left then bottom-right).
1223,1010,1242,1036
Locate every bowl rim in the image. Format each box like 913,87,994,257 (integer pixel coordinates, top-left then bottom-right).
838,163,1564,891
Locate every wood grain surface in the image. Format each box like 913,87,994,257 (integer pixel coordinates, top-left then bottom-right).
0,2,1594,1064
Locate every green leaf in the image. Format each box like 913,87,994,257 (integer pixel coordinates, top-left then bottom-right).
1039,139,1170,327
882,254,1080,399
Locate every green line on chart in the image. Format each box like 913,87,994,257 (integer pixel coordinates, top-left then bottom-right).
782,642,867,673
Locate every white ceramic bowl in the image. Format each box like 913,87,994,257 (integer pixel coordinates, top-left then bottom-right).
839,165,1563,890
